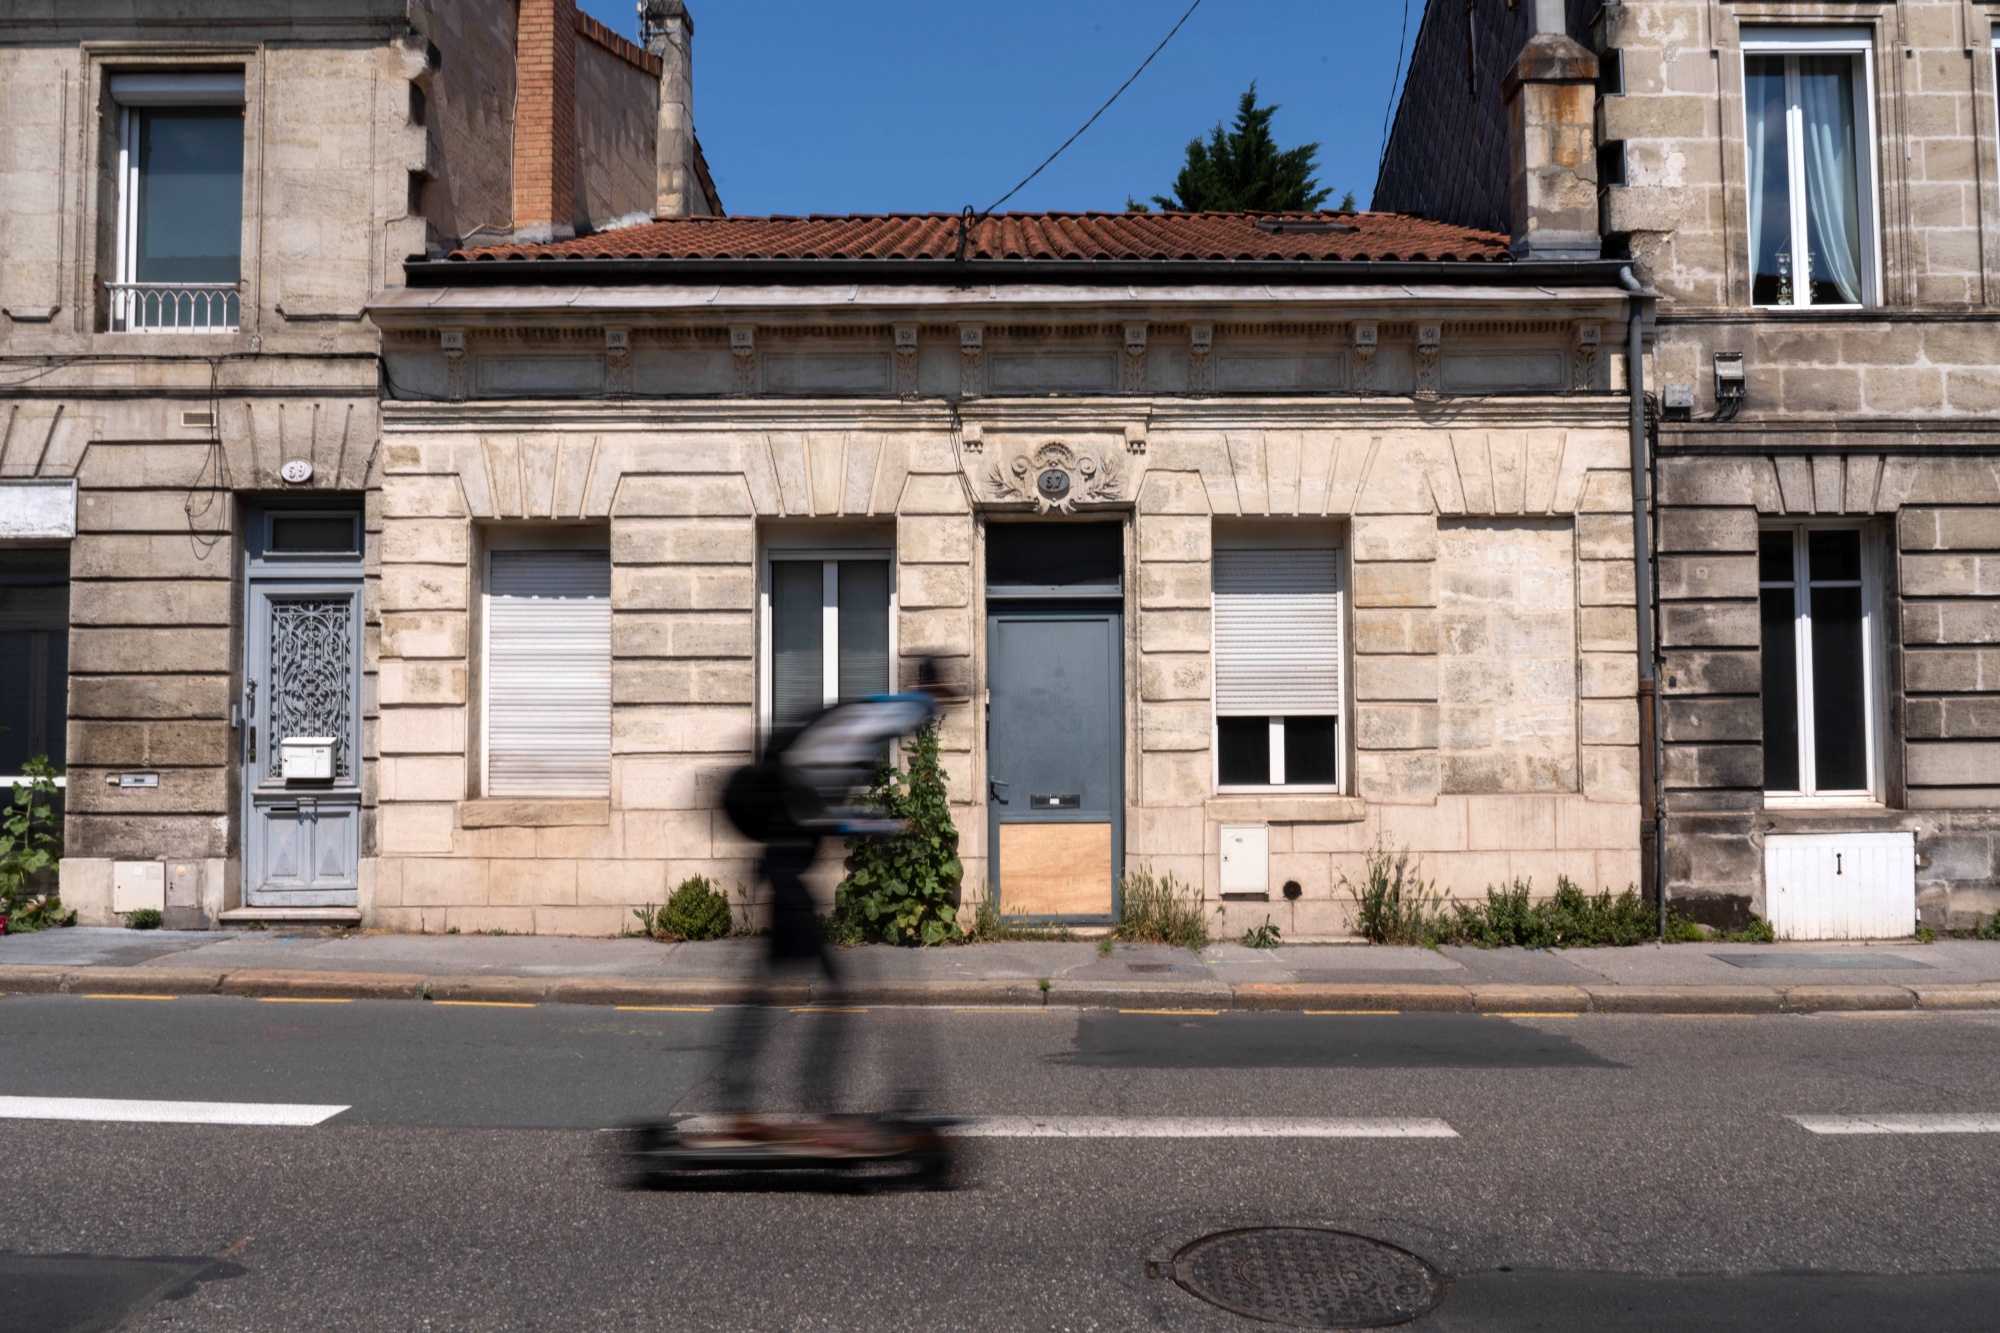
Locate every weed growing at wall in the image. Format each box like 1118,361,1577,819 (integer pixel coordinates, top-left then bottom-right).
0,757,70,934
123,908,162,930
1342,847,1443,946
958,897,1077,943
836,721,963,946
1115,868,1209,949
1241,917,1282,949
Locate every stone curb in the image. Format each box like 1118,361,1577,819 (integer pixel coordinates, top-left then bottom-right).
6,965,2000,1013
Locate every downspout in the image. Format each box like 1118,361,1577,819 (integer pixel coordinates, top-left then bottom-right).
1619,264,1665,935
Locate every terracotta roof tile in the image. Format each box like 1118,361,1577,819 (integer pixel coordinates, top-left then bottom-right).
446,211,1510,265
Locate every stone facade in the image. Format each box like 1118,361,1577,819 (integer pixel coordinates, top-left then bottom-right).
364,278,1645,938
0,1,707,927
1381,0,2000,929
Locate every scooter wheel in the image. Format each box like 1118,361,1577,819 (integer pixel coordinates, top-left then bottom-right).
913,1146,956,1191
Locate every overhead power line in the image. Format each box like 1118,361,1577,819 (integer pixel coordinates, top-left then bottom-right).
976,0,1206,218
1376,0,1415,190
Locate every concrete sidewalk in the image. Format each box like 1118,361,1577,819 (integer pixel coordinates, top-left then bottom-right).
5,927,2000,1013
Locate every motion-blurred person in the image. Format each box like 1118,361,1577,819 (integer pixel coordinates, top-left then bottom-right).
699,658,959,1154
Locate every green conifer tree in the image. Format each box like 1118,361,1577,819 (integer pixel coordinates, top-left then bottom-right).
1151,83,1336,213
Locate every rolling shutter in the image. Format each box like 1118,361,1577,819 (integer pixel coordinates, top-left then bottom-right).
486,549,611,797
1212,547,1342,715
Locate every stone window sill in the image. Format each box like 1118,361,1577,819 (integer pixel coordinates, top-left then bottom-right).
459,798,610,829
1204,794,1364,824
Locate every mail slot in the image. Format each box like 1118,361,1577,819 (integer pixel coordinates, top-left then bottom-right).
1031,793,1079,809
279,736,335,781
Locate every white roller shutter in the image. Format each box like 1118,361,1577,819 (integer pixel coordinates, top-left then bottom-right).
1213,547,1342,715
486,549,611,797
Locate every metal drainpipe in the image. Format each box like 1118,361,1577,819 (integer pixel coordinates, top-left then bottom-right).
1619,265,1665,935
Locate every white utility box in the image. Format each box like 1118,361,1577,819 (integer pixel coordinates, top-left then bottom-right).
1219,824,1271,895
280,736,336,781
1765,831,1916,940
112,861,166,913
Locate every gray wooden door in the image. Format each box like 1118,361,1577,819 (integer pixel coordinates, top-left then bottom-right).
986,610,1122,918
242,508,364,907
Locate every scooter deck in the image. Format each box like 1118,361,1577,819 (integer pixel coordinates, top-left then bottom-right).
623,1114,958,1188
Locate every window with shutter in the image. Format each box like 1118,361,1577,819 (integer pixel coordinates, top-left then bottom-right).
763,555,894,733
1212,545,1344,789
484,548,611,797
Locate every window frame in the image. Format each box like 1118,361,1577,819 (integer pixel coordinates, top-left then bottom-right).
757,546,899,737
107,70,248,334
477,532,613,800
1739,26,1882,311
1759,520,1885,807
1209,531,1348,796
0,546,71,791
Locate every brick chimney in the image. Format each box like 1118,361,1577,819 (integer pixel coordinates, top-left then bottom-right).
1504,0,1599,260
514,0,578,243
642,0,698,218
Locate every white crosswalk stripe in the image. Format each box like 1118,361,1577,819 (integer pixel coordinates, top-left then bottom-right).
951,1116,1457,1138
0,1096,349,1127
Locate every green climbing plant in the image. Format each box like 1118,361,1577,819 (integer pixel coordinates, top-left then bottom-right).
835,721,963,946
0,756,71,933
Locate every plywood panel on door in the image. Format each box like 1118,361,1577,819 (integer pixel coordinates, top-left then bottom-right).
999,823,1114,915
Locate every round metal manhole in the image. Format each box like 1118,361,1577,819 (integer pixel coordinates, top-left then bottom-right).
1160,1227,1445,1328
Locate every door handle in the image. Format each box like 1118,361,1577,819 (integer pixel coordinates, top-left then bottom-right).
989,779,1010,802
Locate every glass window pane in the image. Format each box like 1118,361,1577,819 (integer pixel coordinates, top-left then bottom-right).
1760,584,1800,792
1758,528,1795,584
1746,56,1795,306
987,523,1121,591
770,561,825,730
1810,585,1869,790
1282,716,1337,786
1217,716,1270,787
836,560,890,703
0,550,69,775
136,108,244,284
1796,55,1864,306
1807,529,1861,583
270,515,357,553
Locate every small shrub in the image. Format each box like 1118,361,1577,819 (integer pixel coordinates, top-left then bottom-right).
836,721,964,946
1342,847,1442,946
656,876,733,942
1115,868,1209,949
0,756,70,933
1915,924,1937,944
1970,912,2000,941
1430,878,1657,950
1721,916,1777,944
123,908,162,930
1241,916,1282,949
1662,912,1707,943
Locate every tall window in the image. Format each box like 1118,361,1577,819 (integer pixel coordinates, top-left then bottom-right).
764,556,892,732
483,548,611,797
1212,540,1344,790
108,72,246,332
1742,30,1876,308
1760,527,1877,799
0,550,68,786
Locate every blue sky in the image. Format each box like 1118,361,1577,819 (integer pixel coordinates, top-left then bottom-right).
577,1,1419,217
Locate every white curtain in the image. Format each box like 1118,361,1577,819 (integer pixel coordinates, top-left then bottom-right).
1798,56,1863,304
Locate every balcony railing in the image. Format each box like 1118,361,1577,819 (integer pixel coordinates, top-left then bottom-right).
108,282,240,333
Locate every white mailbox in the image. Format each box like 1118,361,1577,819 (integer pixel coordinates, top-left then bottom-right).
280,736,336,781
1219,824,1271,896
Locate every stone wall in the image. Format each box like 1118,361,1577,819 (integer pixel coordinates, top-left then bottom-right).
410,0,519,252
573,16,661,233
1373,0,1602,228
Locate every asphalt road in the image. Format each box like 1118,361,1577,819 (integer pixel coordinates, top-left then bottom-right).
3,995,1999,1331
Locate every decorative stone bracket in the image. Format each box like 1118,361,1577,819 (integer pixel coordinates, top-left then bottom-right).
983,439,1127,513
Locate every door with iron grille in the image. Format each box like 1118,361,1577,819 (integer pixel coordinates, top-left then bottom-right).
241,506,364,906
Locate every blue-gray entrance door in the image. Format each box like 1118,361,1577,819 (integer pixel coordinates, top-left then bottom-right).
987,610,1121,918
241,506,364,907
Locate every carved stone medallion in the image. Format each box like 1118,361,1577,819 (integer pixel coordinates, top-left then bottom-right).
985,440,1123,513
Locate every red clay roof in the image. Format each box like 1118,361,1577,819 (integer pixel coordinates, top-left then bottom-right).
447,211,1510,264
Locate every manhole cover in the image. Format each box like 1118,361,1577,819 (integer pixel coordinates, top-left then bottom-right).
1156,1227,1445,1328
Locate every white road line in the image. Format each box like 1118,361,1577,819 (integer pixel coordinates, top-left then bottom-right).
0,1096,349,1127
952,1116,1457,1139
1791,1113,2000,1135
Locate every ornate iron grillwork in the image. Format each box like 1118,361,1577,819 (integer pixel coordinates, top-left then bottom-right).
267,597,353,782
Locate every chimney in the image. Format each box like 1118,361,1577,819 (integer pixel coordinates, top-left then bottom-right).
1504,0,1600,260
514,0,578,242
642,0,699,218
